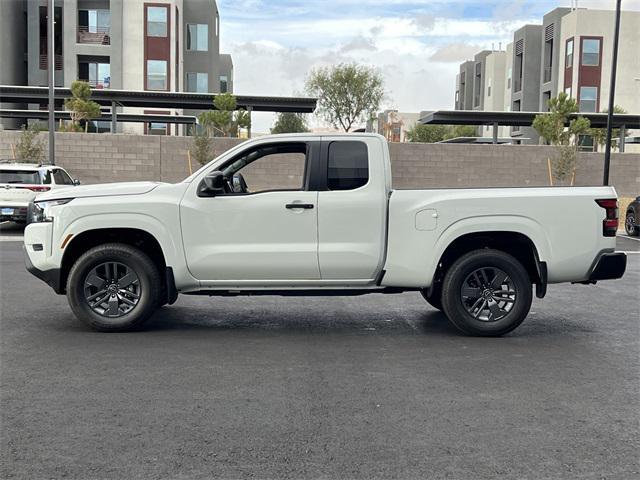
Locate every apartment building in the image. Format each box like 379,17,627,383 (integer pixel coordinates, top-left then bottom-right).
453,6,640,145
0,0,233,134
376,110,421,143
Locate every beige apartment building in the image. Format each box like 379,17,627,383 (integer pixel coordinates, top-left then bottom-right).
454,6,640,146
0,0,233,134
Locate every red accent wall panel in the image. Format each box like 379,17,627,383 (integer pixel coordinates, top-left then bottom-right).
144,3,171,91
577,36,603,111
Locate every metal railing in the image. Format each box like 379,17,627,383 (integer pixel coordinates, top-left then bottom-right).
77,26,111,45
39,54,63,70
81,79,110,89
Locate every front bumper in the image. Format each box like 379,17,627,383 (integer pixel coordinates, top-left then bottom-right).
24,245,63,293
0,205,28,222
588,252,627,281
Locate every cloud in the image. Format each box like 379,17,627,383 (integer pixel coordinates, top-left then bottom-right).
339,36,378,53
429,43,485,63
217,0,635,132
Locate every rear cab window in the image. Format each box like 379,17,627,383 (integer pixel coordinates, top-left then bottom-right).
327,141,369,190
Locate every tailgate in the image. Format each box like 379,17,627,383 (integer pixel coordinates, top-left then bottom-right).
0,185,37,204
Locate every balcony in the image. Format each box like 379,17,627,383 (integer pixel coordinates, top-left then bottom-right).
39,54,63,70
77,26,111,45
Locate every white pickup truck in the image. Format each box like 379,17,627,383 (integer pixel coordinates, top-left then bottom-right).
24,134,626,336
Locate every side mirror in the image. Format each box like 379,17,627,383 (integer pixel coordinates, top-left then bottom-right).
200,170,225,196
73,179,81,186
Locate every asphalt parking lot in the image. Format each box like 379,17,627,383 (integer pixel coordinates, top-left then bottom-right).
1,225,639,480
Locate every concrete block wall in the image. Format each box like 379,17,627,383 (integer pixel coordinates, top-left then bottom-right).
0,132,638,196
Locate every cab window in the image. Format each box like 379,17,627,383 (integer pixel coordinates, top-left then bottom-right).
53,169,75,185
221,142,308,194
327,141,369,190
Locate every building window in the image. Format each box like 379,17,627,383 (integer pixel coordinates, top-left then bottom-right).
543,39,553,83
147,60,167,90
215,13,219,36
146,6,168,37
148,122,168,135
219,75,228,93
579,86,598,112
187,24,208,51
187,72,208,93
84,62,110,88
512,100,521,132
581,38,600,66
565,38,574,68
514,53,523,92
507,67,512,90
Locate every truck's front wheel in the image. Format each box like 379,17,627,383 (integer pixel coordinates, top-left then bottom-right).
441,249,532,336
66,243,161,332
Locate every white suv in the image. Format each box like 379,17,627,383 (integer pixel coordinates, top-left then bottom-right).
0,163,79,224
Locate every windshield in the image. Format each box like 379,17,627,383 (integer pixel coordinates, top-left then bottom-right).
0,170,41,184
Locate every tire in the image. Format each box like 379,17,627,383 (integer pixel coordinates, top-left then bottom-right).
66,243,161,332
420,284,443,311
625,211,639,236
441,249,533,337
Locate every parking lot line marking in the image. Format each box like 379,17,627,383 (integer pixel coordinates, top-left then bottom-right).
618,234,640,242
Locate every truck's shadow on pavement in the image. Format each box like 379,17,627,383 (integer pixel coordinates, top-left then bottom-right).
141,306,474,337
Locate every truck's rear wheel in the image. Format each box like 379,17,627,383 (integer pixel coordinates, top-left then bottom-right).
441,249,532,336
66,243,161,332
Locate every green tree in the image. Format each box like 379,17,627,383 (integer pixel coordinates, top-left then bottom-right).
271,113,309,134
305,63,384,132
533,92,591,183
198,93,250,137
406,124,478,143
590,105,626,151
14,123,46,163
445,125,478,139
406,124,449,143
190,126,214,165
64,80,101,133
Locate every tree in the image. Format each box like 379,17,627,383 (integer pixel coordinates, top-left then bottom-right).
198,93,250,137
406,124,478,143
64,80,101,132
446,125,478,139
533,92,591,184
190,126,214,165
305,63,384,132
271,113,309,134
14,123,46,163
406,124,449,143
590,105,626,151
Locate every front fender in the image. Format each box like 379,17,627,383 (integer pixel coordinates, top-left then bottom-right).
57,213,197,291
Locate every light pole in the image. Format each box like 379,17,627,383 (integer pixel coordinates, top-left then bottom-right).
47,0,55,165
603,0,622,185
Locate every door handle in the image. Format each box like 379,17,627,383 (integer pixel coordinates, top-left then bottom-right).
285,203,314,209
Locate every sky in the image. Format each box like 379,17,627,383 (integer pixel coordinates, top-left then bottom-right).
217,0,640,132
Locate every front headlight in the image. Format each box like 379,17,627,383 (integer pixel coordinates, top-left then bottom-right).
29,199,73,223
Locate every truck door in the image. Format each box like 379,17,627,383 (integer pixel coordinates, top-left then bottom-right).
180,140,321,283
316,137,389,281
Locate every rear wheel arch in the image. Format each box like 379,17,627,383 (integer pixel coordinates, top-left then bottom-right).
433,231,545,294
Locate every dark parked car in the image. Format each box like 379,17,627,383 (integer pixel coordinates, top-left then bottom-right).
625,196,640,236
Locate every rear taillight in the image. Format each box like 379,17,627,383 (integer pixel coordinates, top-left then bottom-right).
596,199,618,237
21,185,51,192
